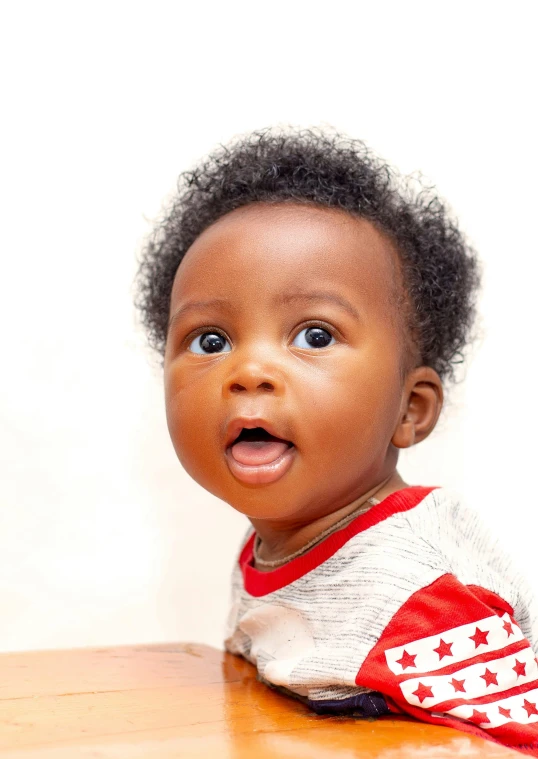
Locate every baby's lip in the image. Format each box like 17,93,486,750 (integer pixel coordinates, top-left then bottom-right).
224,416,294,450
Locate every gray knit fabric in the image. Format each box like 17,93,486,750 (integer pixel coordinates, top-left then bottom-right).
224,488,538,703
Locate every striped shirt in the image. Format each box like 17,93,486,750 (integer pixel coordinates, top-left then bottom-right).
225,486,538,755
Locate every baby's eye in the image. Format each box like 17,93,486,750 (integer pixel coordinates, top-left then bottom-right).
188,331,231,354
292,326,335,349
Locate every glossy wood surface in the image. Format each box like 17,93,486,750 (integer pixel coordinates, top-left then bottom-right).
0,642,519,757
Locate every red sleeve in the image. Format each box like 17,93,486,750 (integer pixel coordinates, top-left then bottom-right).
357,574,538,756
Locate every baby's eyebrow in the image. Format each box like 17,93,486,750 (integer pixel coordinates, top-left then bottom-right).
275,290,361,320
168,290,360,329
168,298,236,328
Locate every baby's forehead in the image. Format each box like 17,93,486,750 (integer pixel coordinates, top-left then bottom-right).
171,202,403,311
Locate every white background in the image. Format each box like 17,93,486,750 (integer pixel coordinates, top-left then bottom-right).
1,1,537,653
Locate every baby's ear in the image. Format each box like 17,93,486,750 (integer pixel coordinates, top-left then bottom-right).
391,367,444,448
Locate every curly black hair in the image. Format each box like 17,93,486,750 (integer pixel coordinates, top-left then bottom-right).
135,127,480,382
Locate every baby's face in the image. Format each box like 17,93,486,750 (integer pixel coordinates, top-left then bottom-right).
164,203,408,522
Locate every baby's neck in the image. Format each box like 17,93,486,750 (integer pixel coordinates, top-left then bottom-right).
250,471,408,572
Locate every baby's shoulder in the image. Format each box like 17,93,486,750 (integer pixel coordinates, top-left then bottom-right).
354,487,477,552
341,487,493,583
395,486,489,547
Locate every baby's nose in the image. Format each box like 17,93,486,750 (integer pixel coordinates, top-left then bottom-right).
229,379,275,393
223,360,284,396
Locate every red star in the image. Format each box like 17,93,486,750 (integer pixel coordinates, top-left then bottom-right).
503,620,515,637
469,626,489,648
413,682,434,703
523,699,538,718
480,667,498,687
498,706,512,719
513,659,527,678
396,649,417,670
449,677,466,693
469,708,490,725
433,638,453,660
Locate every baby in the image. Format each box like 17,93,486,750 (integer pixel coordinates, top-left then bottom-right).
135,128,538,755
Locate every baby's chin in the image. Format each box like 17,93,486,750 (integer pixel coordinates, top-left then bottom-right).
178,449,303,518
220,489,303,522
220,482,341,525
210,479,311,522
179,441,372,523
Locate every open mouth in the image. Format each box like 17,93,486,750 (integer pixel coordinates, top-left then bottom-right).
226,426,296,485
229,427,294,465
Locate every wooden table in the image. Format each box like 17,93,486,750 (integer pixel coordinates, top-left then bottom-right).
0,643,520,757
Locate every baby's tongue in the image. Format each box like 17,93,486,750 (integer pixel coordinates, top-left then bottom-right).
231,439,289,466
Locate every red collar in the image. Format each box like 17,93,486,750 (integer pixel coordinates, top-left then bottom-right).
240,486,437,597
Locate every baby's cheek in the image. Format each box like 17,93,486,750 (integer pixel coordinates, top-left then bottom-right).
164,370,211,464
309,367,401,462
166,388,233,499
